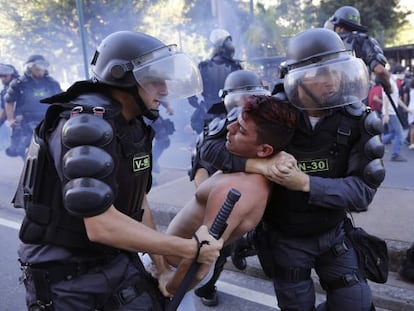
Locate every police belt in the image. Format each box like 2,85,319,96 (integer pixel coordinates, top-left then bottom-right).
24,256,116,284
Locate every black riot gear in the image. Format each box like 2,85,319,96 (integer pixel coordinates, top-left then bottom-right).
25,55,50,73
0,63,19,78
210,28,235,59
188,29,242,134
217,70,270,113
283,28,369,110
90,31,201,99
90,31,202,120
328,6,367,33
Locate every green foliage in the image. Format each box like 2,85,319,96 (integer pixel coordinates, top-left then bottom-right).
0,0,411,86
318,0,411,47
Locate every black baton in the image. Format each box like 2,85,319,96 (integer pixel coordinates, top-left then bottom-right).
166,188,241,311
383,85,404,126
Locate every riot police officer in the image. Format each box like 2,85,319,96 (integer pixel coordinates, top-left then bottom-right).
200,28,385,311
15,31,223,311
0,63,19,148
188,28,243,134
325,5,392,94
4,55,62,159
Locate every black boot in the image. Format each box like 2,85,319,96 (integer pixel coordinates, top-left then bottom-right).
399,245,414,282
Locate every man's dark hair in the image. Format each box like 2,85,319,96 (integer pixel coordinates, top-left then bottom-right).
242,95,297,153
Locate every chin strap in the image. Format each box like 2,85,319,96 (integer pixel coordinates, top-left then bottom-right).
125,86,160,120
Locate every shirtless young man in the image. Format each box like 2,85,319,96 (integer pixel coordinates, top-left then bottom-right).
159,94,297,297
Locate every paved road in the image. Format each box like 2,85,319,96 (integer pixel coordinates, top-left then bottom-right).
0,131,413,310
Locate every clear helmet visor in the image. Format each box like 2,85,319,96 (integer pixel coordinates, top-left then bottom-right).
223,87,270,112
284,54,369,110
132,46,202,102
26,59,49,71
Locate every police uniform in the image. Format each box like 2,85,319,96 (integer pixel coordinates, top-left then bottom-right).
5,72,61,157
338,32,387,74
16,81,165,310
189,56,242,134
200,28,385,311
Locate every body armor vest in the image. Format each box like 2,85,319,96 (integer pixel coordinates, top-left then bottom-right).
10,74,61,121
263,105,369,236
16,87,153,256
199,57,242,108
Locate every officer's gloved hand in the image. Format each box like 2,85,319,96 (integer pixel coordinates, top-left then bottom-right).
188,96,200,108
231,233,257,270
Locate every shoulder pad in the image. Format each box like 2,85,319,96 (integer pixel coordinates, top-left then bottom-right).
343,98,366,117
206,117,227,138
67,94,121,118
357,32,368,40
62,113,114,148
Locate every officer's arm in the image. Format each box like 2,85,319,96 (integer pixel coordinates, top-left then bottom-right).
58,112,223,263
141,195,171,278
200,137,246,172
373,64,391,94
5,101,15,123
84,208,222,264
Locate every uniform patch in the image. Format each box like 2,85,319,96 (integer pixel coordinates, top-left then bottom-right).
298,159,329,173
133,154,150,172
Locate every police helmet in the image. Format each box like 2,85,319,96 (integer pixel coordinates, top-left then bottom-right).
25,54,49,71
0,63,19,77
328,6,367,32
209,29,231,47
90,31,202,102
219,70,270,112
283,28,369,110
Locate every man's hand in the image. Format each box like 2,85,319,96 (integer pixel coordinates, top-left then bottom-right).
194,225,223,264
246,151,296,177
271,162,310,192
158,267,175,297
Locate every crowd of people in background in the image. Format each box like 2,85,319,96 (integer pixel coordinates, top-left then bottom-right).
1,4,414,311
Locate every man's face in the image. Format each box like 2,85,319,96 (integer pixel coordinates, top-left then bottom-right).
30,64,47,79
298,69,340,108
137,79,168,112
0,74,12,85
225,113,260,158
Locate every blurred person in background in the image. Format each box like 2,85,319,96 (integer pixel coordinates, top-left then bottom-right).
381,66,413,162
144,101,175,183
0,63,19,150
4,54,62,159
188,28,242,135
325,5,392,95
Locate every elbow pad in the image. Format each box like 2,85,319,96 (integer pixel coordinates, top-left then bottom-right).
364,37,387,71
63,178,114,217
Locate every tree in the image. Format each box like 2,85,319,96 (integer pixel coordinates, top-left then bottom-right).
317,0,411,47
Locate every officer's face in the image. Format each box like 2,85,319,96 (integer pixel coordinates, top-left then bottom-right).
298,69,340,108
225,113,261,158
138,79,168,111
30,64,47,79
0,74,12,85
